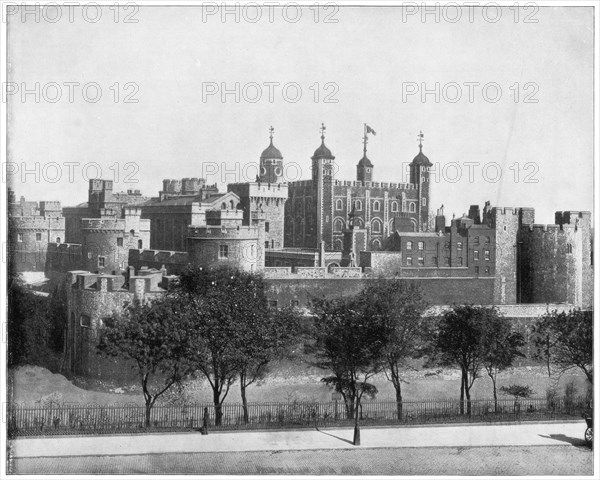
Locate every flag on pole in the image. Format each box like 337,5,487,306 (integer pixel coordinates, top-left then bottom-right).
366,125,376,135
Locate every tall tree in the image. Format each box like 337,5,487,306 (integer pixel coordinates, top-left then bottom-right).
357,280,430,420
236,306,301,423
480,315,525,412
532,309,593,384
172,265,277,426
7,277,32,367
310,296,389,445
7,276,54,368
97,297,195,427
434,305,501,415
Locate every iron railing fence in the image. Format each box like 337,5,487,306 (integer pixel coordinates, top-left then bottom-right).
7,395,589,437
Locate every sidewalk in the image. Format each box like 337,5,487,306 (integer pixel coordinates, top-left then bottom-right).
10,420,588,458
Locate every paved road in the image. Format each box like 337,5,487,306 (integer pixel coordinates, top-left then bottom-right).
9,421,594,475
11,445,593,475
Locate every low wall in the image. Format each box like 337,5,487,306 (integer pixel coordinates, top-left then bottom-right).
269,277,495,308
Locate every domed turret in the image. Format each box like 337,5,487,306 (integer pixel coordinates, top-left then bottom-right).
312,134,335,160
357,155,373,167
260,139,283,160
311,123,336,181
357,123,376,182
410,130,432,167
259,126,284,183
410,144,432,167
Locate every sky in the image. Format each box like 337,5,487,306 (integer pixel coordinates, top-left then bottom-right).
5,4,595,224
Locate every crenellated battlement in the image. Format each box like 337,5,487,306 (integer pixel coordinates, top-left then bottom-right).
492,207,519,216
123,206,143,216
187,224,260,239
80,217,150,232
249,182,288,197
161,178,218,195
129,249,190,264
9,216,64,230
555,211,592,227
39,201,62,215
67,268,172,295
331,179,416,190
527,224,561,233
89,179,113,193
289,180,314,187
522,223,578,234
263,266,365,279
81,218,124,231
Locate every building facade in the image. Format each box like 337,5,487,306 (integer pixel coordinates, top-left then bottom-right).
8,191,65,274
285,127,430,252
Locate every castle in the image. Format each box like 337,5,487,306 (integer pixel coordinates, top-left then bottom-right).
7,125,593,376
285,124,429,252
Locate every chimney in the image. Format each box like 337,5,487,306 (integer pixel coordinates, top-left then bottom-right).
468,205,481,224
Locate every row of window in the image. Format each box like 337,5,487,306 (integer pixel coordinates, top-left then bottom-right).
404,241,491,260
404,255,491,273
333,218,385,233
336,199,422,213
17,233,61,243
17,230,141,244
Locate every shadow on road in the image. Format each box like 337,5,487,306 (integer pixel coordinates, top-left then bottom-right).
315,428,354,446
538,433,588,448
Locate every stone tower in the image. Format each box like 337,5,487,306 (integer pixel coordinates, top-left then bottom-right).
228,127,288,249
311,124,336,250
409,131,432,232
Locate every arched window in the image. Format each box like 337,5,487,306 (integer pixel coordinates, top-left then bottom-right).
138,239,143,249
221,202,227,210
355,217,364,228
334,239,343,251
129,229,135,236
56,237,61,243
391,201,398,212
354,200,363,211
409,202,416,213
373,201,380,212
327,262,340,273
333,218,345,233
567,243,573,254
372,219,382,233
230,200,234,209
371,239,382,250
336,199,343,210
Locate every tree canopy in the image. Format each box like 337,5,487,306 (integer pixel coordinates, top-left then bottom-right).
170,264,299,425
532,309,593,384
98,296,196,427
433,305,524,415
310,294,389,444
356,280,430,419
